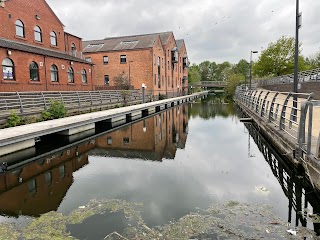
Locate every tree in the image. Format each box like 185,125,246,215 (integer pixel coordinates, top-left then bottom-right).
188,64,201,83
114,73,131,105
199,61,211,82
306,51,320,69
253,36,307,77
225,73,244,100
233,59,249,79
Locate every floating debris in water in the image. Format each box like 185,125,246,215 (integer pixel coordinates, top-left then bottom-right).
0,199,317,239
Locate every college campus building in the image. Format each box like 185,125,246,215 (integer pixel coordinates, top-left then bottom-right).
83,32,189,96
0,0,93,92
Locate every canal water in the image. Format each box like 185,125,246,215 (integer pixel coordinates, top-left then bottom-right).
0,94,319,239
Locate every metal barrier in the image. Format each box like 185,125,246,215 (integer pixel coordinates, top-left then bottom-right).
235,87,320,161
258,68,320,86
0,90,148,117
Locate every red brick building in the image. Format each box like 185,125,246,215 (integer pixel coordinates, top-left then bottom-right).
0,0,93,92
83,32,188,96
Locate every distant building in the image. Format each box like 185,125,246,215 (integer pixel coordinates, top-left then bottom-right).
83,32,189,96
0,0,93,92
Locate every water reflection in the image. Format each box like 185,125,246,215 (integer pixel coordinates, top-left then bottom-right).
243,117,320,235
0,97,319,238
0,104,189,217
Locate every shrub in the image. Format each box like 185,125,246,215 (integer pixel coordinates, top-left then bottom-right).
6,110,21,128
41,99,67,120
159,94,167,100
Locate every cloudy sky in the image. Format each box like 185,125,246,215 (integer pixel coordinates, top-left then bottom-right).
46,0,320,64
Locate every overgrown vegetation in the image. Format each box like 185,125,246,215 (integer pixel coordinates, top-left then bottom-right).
114,73,132,105
6,110,21,128
41,99,67,120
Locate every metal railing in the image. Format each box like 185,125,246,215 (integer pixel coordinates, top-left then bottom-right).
258,68,320,86
235,86,320,161
0,90,148,117
190,81,227,87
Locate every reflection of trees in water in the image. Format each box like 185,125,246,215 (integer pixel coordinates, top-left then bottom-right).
188,94,235,119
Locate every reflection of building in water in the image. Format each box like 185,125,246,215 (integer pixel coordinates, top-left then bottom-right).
94,105,189,161
0,140,96,217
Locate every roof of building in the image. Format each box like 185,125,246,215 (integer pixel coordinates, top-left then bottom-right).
83,31,174,53
176,39,184,50
0,38,92,65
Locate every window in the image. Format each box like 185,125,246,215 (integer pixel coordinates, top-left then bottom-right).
50,31,57,46
50,64,58,82
82,69,87,83
120,55,126,63
71,43,76,57
29,61,39,81
68,67,74,83
103,56,109,64
34,26,42,42
104,75,109,85
15,20,24,37
158,57,160,67
154,54,156,65
28,179,37,195
45,172,52,186
154,74,156,85
59,165,65,178
2,58,14,80
123,138,130,145
107,137,112,145
85,57,92,62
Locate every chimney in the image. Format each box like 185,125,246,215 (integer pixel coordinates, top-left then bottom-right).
0,1,5,8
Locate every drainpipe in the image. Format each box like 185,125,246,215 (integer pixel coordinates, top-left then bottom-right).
44,55,48,91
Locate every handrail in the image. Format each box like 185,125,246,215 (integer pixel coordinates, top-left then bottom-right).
235,86,320,162
0,90,181,119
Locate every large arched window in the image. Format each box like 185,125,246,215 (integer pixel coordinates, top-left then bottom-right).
81,69,87,83
34,26,42,42
50,31,57,46
50,64,58,82
2,58,14,80
68,67,74,83
71,43,76,57
15,20,24,37
29,62,39,81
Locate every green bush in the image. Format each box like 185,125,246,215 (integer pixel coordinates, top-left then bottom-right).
41,99,67,120
159,94,167,100
6,110,21,128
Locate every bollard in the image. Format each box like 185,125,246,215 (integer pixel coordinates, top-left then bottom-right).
142,83,147,103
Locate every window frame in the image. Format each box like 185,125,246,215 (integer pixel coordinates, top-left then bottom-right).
29,61,40,81
120,55,127,64
104,75,110,85
81,69,87,84
15,19,24,38
2,58,15,80
68,67,74,83
34,26,42,42
50,31,57,46
71,43,76,57
103,56,109,64
50,64,59,82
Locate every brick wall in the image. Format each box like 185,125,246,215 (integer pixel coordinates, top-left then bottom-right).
0,0,65,52
85,48,154,90
0,48,93,92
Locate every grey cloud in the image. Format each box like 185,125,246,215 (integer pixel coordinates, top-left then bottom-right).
47,0,320,64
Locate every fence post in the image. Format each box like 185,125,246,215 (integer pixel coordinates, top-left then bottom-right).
98,91,103,104
59,92,64,104
76,91,81,106
41,92,47,110
297,102,307,159
16,92,24,113
307,102,313,157
279,93,292,130
88,91,93,106
261,91,270,117
269,92,279,122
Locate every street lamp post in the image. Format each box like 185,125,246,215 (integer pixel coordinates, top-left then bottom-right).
249,50,258,90
293,0,302,120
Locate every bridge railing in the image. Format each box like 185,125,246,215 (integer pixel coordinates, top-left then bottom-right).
257,68,320,86
235,87,320,161
190,81,227,87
